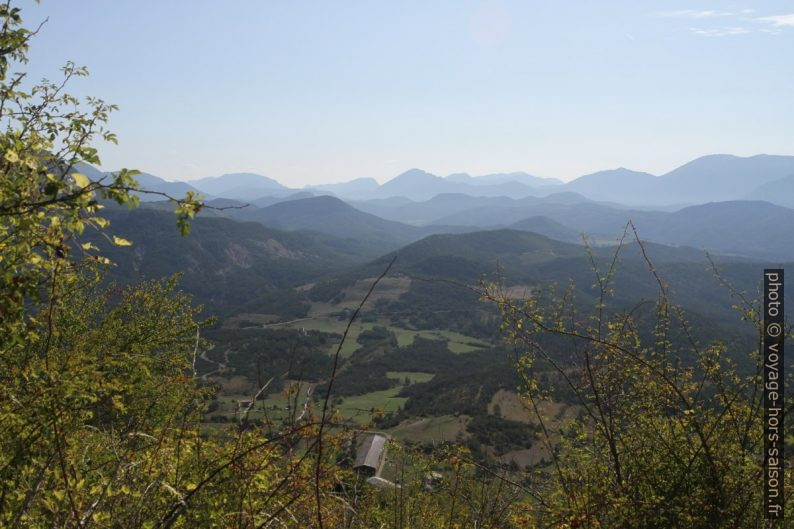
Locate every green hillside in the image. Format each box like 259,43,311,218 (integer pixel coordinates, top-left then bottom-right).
90,208,372,316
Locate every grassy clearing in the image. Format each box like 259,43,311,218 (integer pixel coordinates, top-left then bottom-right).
393,328,489,353
221,312,281,328
335,387,407,422
280,317,378,357
386,371,434,384
279,316,491,358
488,390,578,427
487,391,582,469
209,381,413,425
342,276,412,305
388,415,470,444
306,276,411,318
207,393,270,422
206,380,317,424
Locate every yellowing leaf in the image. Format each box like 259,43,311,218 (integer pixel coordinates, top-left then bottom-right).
112,236,132,246
81,242,98,251
72,173,90,188
4,150,19,163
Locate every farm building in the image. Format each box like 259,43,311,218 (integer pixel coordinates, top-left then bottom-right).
353,433,388,477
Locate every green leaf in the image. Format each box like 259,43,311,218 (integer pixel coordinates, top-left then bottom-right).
72,172,90,188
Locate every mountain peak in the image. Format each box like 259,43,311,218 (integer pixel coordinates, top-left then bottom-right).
390,168,442,182
188,172,287,199
207,172,285,188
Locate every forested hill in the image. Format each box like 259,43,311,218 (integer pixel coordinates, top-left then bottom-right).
87,207,375,315
311,228,774,327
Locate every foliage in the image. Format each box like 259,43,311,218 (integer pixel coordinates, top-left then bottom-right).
203,327,334,383
466,415,538,457
0,277,208,526
483,223,794,528
0,1,203,355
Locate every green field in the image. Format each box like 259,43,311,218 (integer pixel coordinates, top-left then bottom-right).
261,307,490,359
279,317,378,357
392,328,489,353
206,311,487,428
388,415,470,444
386,371,434,384
205,379,317,423
335,387,407,421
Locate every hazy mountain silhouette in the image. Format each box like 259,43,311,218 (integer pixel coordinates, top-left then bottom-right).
236,195,422,251
373,168,539,200
132,172,204,201
375,169,463,200
563,168,658,204
352,192,593,225
443,199,794,261
190,173,289,199
633,201,794,260
507,216,581,243
309,177,380,199
78,153,794,208
657,154,794,203
746,174,794,208
446,171,562,187
75,165,204,202
559,154,794,206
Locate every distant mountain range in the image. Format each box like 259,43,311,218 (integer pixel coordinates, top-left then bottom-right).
365,168,547,201
90,153,794,208
231,196,423,256
422,198,794,261
210,195,479,255
81,152,794,262
131,192,794,261
562,155,794,206
351,192,599,225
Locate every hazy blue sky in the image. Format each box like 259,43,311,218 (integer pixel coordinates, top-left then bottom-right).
24,1,794,185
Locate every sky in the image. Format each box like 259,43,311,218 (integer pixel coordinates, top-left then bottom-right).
23,1,794,186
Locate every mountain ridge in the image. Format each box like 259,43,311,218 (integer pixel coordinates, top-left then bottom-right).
88,153,794,207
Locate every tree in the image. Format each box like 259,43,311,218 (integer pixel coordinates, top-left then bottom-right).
0,0,203,355
0,2,212,525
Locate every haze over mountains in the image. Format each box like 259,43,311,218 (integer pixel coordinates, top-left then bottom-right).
91,153,794,207
86,153,794,263
142,153,794,206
